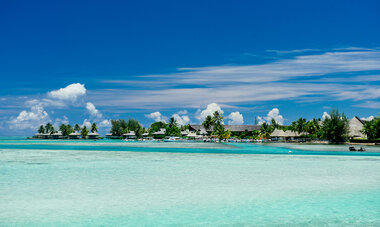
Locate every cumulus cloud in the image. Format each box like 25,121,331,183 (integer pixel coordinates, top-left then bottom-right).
257,116,266,125
82,119,92,128
9,104,50,130
196,103,224,122
172,113,190,126
322,112,330,120
54,116,69,128
227,112,244,125
48,83,86,102
145,112,167,122
257,108,284,125
99,119,111,128
361,116,374,121
86,102,102,119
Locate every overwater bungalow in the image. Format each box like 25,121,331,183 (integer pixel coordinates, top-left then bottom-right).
270,129,307,141
34,133,43,139
88,132,99,140
51,131,64,139
142,132,149,137
69,131,81,139
123,131,136,139
189,124,261,134
105,133,120,139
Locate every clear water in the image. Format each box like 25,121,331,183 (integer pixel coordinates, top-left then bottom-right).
1,140,379,226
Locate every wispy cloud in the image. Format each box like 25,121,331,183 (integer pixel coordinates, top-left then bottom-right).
92,49,380,109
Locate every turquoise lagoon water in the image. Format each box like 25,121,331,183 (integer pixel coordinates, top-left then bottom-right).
0,139,380,226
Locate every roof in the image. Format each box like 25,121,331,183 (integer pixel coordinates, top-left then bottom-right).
349,116,365,138
142,132,149,136
153,128,166,135
181,130,189,135
69,132,80,136
52,131,63,136
123,131,136,136
88,132,99,136
270,129,306,137
189,124,261,132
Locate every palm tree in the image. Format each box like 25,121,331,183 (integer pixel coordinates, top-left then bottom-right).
91,123,98,133
45,123,55,134
202,115,214,131
260,122,273,139
270,119,279,129
168,117,177,128
74,124,81,132
213,111,223,124
81,126,89,139
38,125,45,134
295,118,307,134
362,120,377,141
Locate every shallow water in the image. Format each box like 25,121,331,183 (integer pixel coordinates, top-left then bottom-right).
0,140,379,226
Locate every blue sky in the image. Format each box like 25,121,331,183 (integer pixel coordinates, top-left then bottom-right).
0,0,379,135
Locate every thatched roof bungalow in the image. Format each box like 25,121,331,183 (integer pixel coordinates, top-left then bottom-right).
123,131,136,139
348,116,365,139
189,125,261,134
69,131,80,139
88,132,99,139
51,131,64,139
270,129,307,141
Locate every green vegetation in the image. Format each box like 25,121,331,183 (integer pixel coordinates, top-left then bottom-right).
59,124,73,137
91,123,98,133
200,111,231,140
321,109,349,143
259,122,273,139
361,117,380,141
110,118,144,137
166,117,181,136
81,126,89,138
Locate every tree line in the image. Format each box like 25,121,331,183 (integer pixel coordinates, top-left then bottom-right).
37,122,99,138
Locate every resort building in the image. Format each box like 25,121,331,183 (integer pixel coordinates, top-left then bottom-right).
348,116,366,139
34,133,43,139
69,131,81,139
105,133,120,139
181,130,189,136
88,132,99,140
51,131,64,139
270,129,307,141
123,131,137,139
142,132,149,137
189,125,261,134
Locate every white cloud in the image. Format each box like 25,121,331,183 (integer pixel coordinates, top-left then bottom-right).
322,112,330,120
227,111,244,125
172,113,190,126
99,119,111,128
54,116,69,128
90,49,380,109
257,116,266,125
145,112,167,122
177,110,188,115
48,83,86,102
9,104,50,130
354,101,380,109
361,116,374,121
256,108,284,125
86,102,102,119
82,119,92,128
266,108,284,125
196,103,224,122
